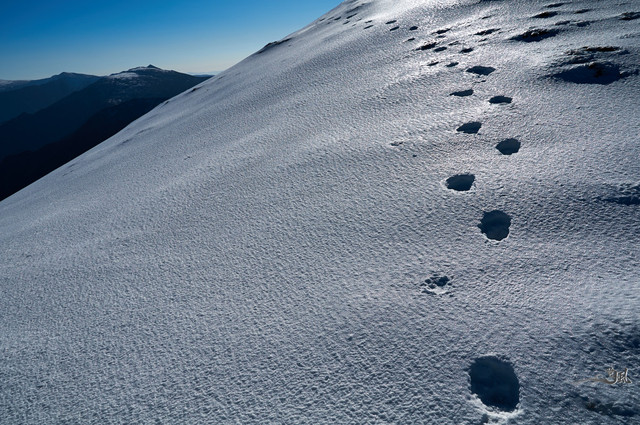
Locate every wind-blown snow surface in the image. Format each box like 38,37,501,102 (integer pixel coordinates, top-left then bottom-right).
1,0,639,423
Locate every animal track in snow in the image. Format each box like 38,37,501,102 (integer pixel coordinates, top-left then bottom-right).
466,66,496,75
457,122,482,134
446,174,475,191
420,273,453,295
496,138,521,155
489,95,512,104
479,210,511,241
469,357,520,412
450,89,473,96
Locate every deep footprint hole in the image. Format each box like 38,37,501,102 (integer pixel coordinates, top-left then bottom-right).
496,138,521,155
446,174,475,191
451,89,473,96
489,95,512,104
457,121,482,134
479,210,511,241
469,356,520,412
466,65,496,75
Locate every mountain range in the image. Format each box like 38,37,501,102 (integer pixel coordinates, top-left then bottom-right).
0,66,209,200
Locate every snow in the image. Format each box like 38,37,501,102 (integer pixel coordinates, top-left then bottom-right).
106,71,140,80
1,0,639,423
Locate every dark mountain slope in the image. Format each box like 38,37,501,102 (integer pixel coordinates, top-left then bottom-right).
0,66,208,160
0,73,100,124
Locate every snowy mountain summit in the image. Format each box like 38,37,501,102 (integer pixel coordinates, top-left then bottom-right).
1,0,639,423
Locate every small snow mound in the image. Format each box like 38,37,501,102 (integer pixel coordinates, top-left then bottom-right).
469,356,520,412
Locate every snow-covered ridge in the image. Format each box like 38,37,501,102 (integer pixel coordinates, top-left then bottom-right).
1,1,639,423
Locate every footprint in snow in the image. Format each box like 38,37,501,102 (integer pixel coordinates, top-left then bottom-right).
533,11,558,19
478,210,511,241
420,273,453,295
457,121,482,134
446,174,475,191
469,356,520,412
451,89,473,96
466,65,496,75
496,138,521,155
489,95,512,104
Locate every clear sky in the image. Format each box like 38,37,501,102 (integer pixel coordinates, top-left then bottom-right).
0,0,341,80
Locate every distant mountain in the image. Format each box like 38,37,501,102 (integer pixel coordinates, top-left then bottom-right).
0,65,208,200
0,72,100,124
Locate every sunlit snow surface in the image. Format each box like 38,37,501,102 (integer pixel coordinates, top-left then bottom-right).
1,0,639,423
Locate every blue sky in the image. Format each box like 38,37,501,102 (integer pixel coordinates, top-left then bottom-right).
0,0,341,80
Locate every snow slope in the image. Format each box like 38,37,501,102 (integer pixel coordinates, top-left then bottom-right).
1,0,639,423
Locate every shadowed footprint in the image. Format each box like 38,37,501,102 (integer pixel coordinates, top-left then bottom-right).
496,138,521,155
390,26,399,31
533,11,558,18
479,210,511,241
467,65,496,75
434,46,447,52
512,28,559,42
460,47,474,53
489,95,512,104
446,174,475,191
446,62,459,67
451,89,473,96
417,42,437,50
469,357,520,412
385,20,397,24
476,28,500,36
545,2,565,7
457,122,482,133
409,26,419,30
